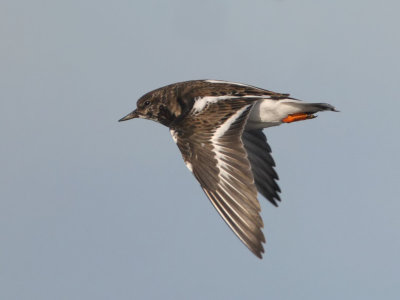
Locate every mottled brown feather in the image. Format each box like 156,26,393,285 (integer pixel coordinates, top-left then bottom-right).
173,97,266,258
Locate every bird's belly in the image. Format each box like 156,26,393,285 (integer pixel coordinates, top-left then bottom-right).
246,98,302,129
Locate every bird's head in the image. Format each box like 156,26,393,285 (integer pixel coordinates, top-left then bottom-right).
119,88,183,126
119,93,157,121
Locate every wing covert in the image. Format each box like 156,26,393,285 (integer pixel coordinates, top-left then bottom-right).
173,97,266,258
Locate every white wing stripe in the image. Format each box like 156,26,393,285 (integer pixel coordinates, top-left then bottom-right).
213,105,249,139
204,79,253,87
211,106,249,185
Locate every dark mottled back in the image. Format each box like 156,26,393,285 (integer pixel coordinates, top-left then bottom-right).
134,80,288,127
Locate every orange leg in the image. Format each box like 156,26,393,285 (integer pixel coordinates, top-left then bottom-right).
282,113,316,123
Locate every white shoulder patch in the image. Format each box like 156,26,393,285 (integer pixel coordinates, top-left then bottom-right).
192,95,232,113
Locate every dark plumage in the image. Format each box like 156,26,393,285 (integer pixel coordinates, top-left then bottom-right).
119,79,337,258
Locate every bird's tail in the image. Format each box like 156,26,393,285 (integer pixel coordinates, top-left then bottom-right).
285,101,339,113
279,100,338,124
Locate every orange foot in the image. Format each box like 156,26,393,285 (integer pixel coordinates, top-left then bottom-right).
282,113,316,123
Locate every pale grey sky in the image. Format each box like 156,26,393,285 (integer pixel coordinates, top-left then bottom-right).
1,1,399,299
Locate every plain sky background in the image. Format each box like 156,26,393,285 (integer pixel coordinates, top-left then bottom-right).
1,0,399,299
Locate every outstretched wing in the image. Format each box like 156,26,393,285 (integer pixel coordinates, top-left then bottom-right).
242,130,281,206
172,96,266,258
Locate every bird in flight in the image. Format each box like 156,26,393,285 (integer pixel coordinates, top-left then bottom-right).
119,79,337,258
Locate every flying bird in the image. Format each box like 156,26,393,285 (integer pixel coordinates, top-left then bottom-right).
119,79,337,258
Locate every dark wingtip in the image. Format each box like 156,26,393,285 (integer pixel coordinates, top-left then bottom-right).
253,247,264,259
325,103,340,112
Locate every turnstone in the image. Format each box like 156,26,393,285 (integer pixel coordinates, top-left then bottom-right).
119,79,337,258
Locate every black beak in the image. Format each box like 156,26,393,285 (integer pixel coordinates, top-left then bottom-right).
118,110,139,122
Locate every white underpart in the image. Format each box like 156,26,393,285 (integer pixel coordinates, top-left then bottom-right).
247,98,305,129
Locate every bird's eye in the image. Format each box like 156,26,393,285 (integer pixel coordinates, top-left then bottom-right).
144,100,150,106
